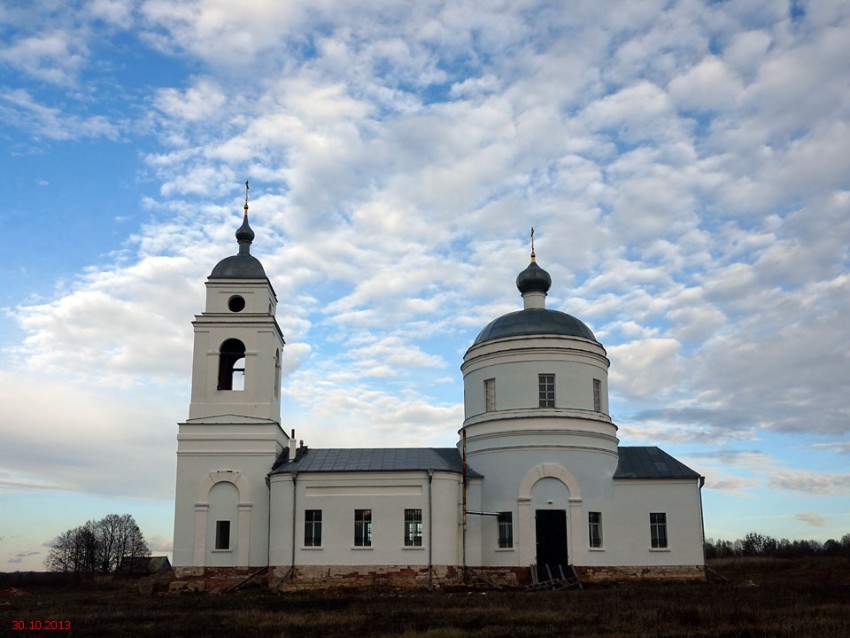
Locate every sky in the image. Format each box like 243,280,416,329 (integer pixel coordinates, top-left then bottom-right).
1,0,849,572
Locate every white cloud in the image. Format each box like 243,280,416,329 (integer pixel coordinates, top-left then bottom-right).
812,442,850,455
0,371,179,499
140,0,309,65
14,256,202,384
793,512,830,528
0,29,87,85
724,30,772,79
0,89,120,141
153,79,228,122
8,550,40,564
608,338,683,399
703,476,760,497
285,370,462,449
668,56,744,111
87,0,135,28
771,471,850,496
146,534,174,553
580,81,676,143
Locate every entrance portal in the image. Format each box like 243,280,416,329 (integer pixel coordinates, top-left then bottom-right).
535,509,568,574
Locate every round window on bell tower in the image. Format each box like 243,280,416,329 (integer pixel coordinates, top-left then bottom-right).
228,295,246,312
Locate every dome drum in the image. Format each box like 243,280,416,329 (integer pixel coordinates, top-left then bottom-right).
460,254,616,455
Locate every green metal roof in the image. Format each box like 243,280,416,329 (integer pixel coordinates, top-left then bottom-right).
271,447,482,477
614,446,701,480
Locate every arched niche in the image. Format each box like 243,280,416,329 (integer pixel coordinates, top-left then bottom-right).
193,470,252,566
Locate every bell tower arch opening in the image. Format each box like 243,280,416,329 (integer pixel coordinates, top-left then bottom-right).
218,338,247,391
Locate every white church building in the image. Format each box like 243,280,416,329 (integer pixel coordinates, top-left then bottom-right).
172,201,706,589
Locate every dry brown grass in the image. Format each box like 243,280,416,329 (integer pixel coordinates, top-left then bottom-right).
2,558,849,637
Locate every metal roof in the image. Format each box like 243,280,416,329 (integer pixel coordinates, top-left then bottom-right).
471,308,598,346
271,447,481,476
210,253,268,279
270,446,697,480
614,446,701,480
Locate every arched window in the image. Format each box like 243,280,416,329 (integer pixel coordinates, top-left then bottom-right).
274,349,281,397
218,338,246,391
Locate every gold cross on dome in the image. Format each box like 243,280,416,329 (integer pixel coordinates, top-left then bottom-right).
530,226,536,262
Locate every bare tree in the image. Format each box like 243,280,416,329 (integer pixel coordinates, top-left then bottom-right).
45,529,77,573
45,514,150,573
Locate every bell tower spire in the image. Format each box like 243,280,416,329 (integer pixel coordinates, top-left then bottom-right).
236,180,255,255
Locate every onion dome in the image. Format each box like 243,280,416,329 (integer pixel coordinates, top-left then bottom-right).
235,213,255,245
210,181,268,280
516,260,552,294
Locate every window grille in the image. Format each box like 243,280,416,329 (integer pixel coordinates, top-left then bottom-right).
304,510,322,547
593,378,602,412
650,512,668,548
484,378,496,412
539,374,555,408
404,509,423,547
354,509,372,547
588,512,602,548
498,512,513,548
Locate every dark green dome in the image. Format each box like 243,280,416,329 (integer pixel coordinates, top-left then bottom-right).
516,261,551,294
472,308,598,346
210,254,267,279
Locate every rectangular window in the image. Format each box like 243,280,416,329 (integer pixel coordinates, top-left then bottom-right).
484,378,496,412
650,512,668,549
215,520,230,550
588,512,602,548
497,512,513,548
354,509,372,547
593,378,602,412
404,508,423,547
539,374,555,408
304,509,322,547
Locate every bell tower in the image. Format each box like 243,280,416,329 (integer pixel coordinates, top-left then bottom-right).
173,182,288,573
187,192,284,421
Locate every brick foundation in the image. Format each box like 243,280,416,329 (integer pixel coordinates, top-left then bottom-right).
575,564,705,582
270,564,467,590
171,563,703,591
171,566,268,592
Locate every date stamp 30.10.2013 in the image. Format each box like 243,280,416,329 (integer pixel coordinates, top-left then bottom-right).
11,619,72,631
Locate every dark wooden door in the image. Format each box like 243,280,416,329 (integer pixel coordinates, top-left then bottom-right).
535,509,568,575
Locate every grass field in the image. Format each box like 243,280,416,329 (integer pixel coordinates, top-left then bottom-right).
3,558,849,637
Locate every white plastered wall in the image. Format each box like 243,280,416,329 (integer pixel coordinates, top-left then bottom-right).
172,419,286,567
268,471,463,568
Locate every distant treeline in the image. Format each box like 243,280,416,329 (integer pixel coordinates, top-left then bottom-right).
705,532,850,559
